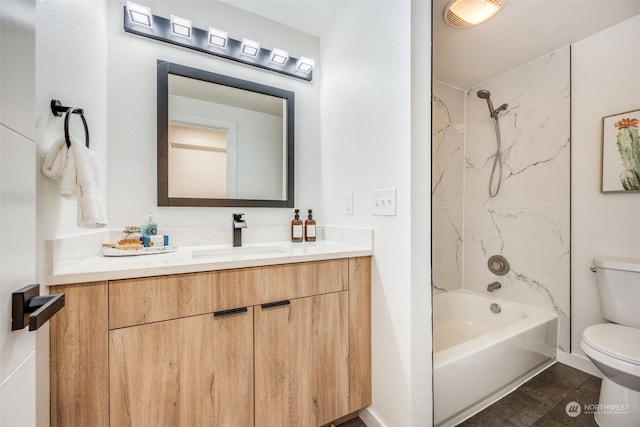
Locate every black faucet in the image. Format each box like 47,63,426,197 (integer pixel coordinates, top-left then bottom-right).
232,213,247,247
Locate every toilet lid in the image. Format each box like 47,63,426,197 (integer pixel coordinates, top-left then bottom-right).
582,324,640,365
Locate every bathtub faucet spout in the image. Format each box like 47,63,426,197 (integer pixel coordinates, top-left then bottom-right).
487,281,502,292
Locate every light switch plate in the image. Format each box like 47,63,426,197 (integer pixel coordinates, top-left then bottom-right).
372,187,396,216
344,192,353,215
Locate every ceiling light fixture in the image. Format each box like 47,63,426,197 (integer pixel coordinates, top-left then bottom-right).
444,0,505,28
122,4,314,81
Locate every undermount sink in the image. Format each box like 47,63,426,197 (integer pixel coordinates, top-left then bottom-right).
191,245,289,259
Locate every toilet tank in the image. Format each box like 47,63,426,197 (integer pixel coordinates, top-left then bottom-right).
594,256,640,328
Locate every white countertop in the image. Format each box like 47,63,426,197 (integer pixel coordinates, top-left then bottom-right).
47,240,373,286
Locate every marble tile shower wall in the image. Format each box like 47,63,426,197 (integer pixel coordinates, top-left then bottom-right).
464,48,571,351
432,81,465,293
432,49,571,350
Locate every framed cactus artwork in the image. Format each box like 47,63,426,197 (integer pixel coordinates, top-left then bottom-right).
601,108,640,193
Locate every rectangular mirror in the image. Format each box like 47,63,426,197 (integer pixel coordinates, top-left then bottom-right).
157,60,295,207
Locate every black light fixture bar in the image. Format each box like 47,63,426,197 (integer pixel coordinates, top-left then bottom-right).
123,6,313,82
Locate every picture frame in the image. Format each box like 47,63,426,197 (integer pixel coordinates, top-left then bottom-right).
601,108,640,193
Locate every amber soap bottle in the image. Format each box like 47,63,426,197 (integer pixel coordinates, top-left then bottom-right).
304,209,316,242
291,209,303,242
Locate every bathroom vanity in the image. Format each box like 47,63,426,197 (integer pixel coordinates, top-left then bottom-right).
47,242,371,427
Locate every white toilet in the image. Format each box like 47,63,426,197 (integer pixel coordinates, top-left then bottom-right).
580,256,640,427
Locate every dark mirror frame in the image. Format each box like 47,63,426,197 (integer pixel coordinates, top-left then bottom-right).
157,60,295,208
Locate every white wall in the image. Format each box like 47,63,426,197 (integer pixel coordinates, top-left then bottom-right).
571,14,640,358
321,0,431,425
107,0,321,230
36,0,109,239
1,1,37,425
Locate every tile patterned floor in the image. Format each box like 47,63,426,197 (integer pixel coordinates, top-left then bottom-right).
335,418,367,427
335,363,601,427
458,362,601,426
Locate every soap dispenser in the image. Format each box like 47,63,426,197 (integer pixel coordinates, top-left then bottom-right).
304,209,316,242
291,209,303,242
141,212,157,236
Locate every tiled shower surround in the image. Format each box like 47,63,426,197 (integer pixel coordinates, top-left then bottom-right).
432,81,465,294
432,48,571,351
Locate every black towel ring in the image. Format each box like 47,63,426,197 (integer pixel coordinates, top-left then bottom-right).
63,108,89,149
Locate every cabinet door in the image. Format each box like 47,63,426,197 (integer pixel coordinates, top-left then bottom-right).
109,308,254,427
349,256,372,411
51,282,108,427
254,292,349,427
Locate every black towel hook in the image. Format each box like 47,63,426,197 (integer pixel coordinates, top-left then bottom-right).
50,99,89,149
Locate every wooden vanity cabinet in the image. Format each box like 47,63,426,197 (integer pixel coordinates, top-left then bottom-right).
50,257,371,427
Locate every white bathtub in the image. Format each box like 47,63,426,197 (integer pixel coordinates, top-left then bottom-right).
433,290,558,426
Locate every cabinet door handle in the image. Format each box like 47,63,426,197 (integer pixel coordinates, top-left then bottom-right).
213,307,248,318
261,300,291,309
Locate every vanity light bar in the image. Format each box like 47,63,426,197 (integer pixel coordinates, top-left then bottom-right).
123,3,314,81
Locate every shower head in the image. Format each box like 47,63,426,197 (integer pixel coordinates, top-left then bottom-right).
476,89,507,118
477,89,491,99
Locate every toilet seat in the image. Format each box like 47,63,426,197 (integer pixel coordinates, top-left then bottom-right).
582,324,640,373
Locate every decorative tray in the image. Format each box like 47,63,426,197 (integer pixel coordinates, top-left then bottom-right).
102,244,178,257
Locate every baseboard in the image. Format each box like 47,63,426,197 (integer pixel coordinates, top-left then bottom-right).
557,350,602,378
359,407,386,427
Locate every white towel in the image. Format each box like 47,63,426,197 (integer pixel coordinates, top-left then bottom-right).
41,136,108,228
